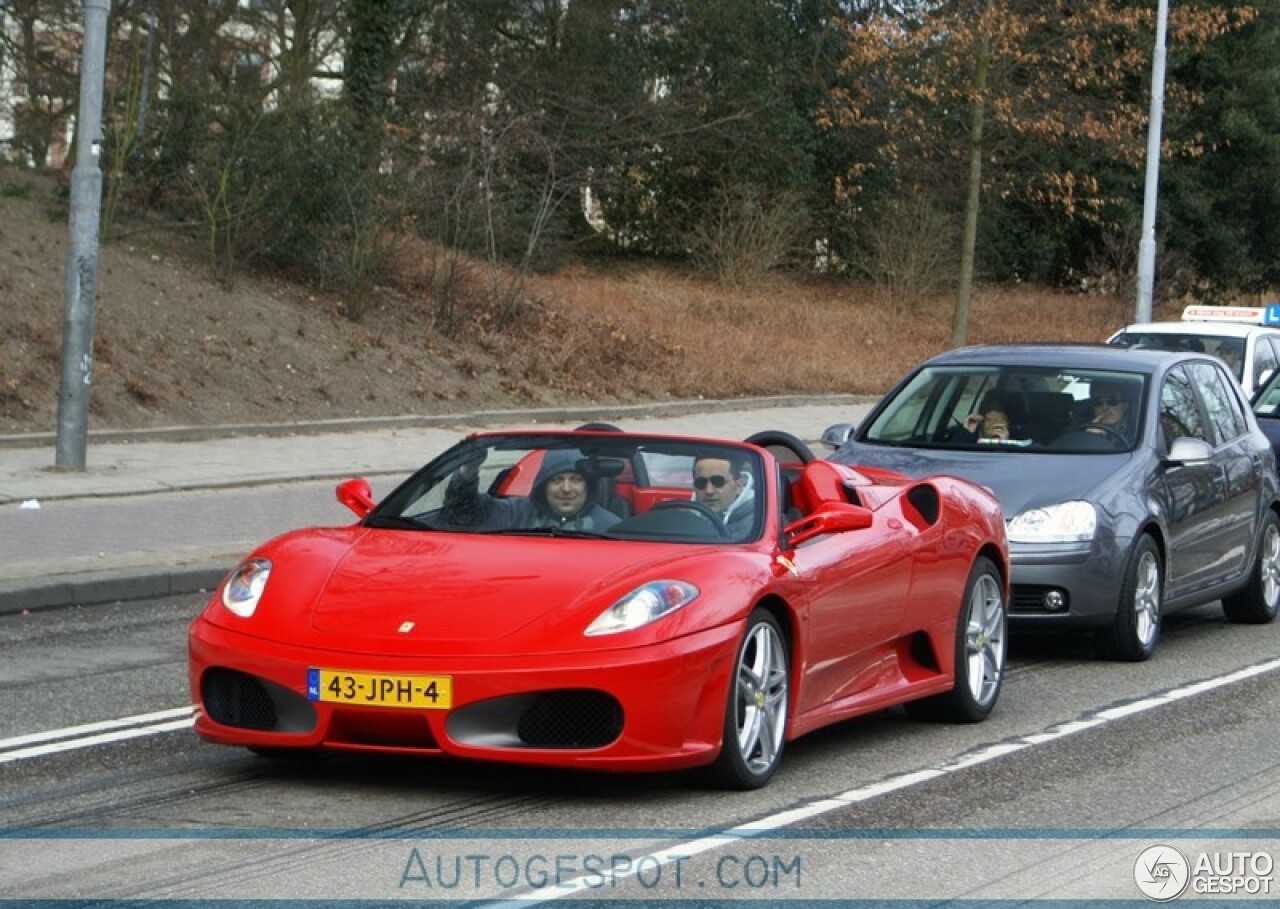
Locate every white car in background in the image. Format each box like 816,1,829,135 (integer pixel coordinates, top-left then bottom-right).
1108,305,1280,398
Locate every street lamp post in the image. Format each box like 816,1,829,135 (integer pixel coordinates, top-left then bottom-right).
1135,0,1169,323
55,0,112,470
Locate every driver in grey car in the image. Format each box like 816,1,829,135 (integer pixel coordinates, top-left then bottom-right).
1082,380,1134,438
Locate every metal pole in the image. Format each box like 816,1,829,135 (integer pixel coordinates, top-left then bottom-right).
55,0,112,470
1135,0,1168,323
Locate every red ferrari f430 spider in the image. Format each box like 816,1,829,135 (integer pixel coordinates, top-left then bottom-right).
189,428,1009,789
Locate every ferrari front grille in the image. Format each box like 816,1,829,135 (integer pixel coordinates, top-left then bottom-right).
517,690,623,748
445,689,624,749
202,668,276,730
201,667,316,733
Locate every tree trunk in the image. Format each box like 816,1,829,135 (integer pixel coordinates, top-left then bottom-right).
134,0,157,142
952,30,989,347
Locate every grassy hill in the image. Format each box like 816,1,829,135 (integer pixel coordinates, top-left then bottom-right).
0,169,1159,435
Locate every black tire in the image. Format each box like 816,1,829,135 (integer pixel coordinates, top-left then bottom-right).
1223,510,1280,624
707,609,790,790
1096,534,1162,661
904,556,1006,723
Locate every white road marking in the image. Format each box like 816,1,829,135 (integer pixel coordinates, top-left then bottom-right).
7,653,1280,902
0,707,195,764
487,654,1280,906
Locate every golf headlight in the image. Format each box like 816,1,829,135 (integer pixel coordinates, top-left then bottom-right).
221,558,272,617
585,580,699,636
1007,501,1097,543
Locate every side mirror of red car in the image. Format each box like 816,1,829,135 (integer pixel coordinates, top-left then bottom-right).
336,478,375,518
784,501,874,546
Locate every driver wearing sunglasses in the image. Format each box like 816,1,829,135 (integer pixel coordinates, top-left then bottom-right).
692,455,754,539
1083,380,1133,438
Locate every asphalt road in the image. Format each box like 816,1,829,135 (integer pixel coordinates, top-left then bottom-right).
5,592,1280,903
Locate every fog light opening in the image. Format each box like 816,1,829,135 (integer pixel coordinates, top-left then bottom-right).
1043,589,1067,612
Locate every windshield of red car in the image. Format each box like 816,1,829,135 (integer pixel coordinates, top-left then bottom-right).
369,434,766,543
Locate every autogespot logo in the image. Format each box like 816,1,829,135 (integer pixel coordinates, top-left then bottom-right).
1134,844,1190,901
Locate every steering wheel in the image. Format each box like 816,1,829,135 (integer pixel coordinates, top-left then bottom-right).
1076,422,1128,445
743,430,816,464
650,500,729,537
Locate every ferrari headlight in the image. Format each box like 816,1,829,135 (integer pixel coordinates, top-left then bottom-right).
585,580,699,636
221,558,271,617
1007,501,1097,544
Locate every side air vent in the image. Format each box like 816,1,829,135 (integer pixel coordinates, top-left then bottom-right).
201,668,316,733
905,484,941,527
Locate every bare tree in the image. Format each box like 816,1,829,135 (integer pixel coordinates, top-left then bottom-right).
823,0,1252,343
0,0,80,166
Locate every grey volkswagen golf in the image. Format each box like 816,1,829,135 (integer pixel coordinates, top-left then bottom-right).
823,344,1280,661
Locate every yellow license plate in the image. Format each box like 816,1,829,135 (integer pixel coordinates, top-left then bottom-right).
307,669,452,710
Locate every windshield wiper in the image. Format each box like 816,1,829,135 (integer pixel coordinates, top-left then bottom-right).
498,527,615,540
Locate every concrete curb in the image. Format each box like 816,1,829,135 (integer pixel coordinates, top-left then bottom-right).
3,467,412,505
0,560,231,614
0,393,874,449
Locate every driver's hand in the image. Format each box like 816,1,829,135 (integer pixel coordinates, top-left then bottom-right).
457,451,487,480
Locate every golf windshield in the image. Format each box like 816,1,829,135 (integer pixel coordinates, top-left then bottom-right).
862,366,1147,453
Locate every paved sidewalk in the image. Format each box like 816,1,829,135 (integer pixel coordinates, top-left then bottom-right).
0,395,871,613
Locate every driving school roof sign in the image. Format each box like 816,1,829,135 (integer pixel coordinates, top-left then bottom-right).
1182,304,1280,326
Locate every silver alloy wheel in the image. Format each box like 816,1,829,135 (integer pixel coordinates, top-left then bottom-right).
734,620,789,776
1262,521,1280,610
1133,548,1162,646
965,572,1006,707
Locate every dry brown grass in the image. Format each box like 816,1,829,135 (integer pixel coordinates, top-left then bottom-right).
0,166,1184,434
524,264,1177,400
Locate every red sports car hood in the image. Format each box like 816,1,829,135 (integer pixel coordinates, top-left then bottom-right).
306,529,717,645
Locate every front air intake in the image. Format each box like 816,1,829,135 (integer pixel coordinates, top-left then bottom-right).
517,690,623,748
201,667,316,733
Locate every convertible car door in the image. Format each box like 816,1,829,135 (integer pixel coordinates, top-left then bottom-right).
787,507,916,718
